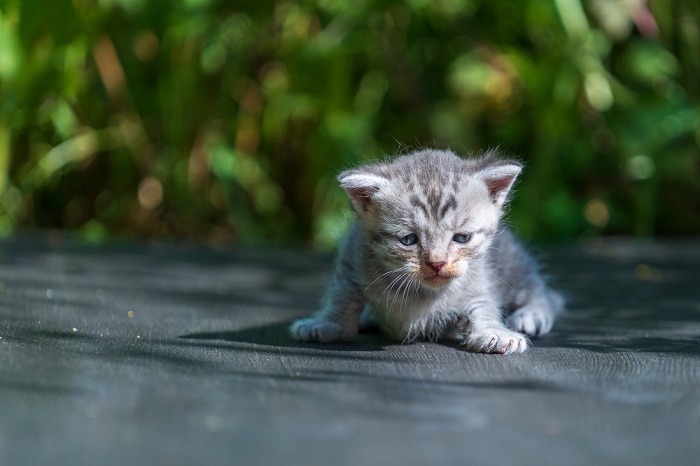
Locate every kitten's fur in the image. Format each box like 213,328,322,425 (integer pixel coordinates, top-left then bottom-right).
290,149,563,354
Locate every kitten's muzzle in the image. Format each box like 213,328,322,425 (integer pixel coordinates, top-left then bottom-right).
427,261,446,273
421,263,459,288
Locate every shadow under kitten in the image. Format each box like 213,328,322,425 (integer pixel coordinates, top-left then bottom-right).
180,321,389,352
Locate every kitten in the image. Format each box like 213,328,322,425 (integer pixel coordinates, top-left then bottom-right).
290,148,563,354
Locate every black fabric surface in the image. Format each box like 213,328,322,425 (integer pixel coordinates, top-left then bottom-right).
1,236,698,465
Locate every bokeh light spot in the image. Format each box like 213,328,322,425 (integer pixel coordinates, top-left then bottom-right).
138,176,163,210
626,155,655,180
635,263,661,282
584,199,609,228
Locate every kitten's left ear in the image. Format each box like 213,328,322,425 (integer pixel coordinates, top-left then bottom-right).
338,169,389,214
476,162,522,207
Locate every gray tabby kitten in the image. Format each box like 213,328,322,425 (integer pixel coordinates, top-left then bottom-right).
290,149,563,354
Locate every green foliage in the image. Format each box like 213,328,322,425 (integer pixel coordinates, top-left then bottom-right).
1,0,699,247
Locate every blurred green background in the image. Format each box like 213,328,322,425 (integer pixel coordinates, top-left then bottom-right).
1,0,699,249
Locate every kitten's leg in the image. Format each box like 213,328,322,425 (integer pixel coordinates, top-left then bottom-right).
358,304,379,332
290,255,365,342
461,298,528,355
289,285,364,342
506,289,564,337
490,229,563,339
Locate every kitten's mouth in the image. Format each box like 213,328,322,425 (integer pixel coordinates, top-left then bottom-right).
422,274,453,288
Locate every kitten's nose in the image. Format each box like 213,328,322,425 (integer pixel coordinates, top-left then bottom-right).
427,261,446,273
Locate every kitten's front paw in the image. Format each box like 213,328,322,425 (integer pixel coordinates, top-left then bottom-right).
507,306,554,337
290,317,353,343
463,327,528,355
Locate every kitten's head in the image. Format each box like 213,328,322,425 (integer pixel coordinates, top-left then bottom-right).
339,149,521,290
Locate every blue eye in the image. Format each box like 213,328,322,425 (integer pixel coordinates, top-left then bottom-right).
399,234,417,246
453,233,472,244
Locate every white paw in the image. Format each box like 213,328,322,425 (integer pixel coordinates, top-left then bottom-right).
289,317,353,343
507,306,554,337
463,327,529,355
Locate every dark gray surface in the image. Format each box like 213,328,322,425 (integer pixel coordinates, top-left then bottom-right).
1,236,699,466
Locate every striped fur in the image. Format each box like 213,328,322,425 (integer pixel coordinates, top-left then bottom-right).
290,149,563,354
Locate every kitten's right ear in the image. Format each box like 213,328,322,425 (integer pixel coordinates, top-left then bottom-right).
476,162,522,208
338,170,389,213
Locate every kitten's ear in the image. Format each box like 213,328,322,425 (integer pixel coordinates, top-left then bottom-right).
476,162,522,207
338,169,389,213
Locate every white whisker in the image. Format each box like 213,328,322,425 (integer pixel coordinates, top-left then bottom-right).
485,270,513,291
364,266,406,294
393,272,413,315
379,271,406,308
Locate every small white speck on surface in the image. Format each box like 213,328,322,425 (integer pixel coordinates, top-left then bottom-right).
46,289,54,299
85,404,99,418
136,335,141,339
72,327,78,332
204,415,223,432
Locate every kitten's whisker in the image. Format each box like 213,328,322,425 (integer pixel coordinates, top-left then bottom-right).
407,276,419,314
379,272,407,308
364,266,406,294
391,272,411,315
394,273,413,311
485,270,513,291
389,274,403,311
399,275,414,315
463,272,485,295
467,269,506,300
394,272,413,315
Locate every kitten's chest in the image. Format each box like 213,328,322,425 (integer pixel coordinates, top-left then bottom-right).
370,298,433,340
364,280,460,341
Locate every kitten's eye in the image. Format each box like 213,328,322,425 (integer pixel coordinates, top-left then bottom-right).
399,233,417,246
452,233,473,244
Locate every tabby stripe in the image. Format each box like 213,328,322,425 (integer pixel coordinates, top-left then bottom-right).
409,194,430,218
439,195,457,218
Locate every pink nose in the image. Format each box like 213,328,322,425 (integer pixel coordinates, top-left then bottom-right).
427,261,446,272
